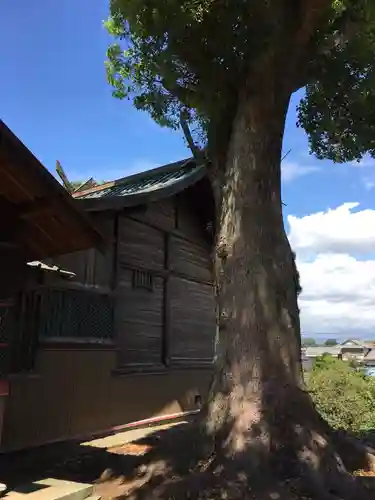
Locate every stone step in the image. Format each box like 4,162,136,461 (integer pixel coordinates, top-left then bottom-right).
4,478,94,500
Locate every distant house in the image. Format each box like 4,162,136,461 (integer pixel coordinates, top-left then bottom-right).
1,157,217,452
303,345,342,359
301,349,313,372
338,339,370,361
302,339,373,370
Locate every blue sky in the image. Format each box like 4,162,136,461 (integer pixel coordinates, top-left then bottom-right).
2,0,375,340
0,0,368,211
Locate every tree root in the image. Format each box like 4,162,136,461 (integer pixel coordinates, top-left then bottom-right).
274,424,375,500
331,429,375,473
94,394,375,500
113,419,375,500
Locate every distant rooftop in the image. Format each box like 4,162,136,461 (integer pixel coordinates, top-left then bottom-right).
304,346,342,357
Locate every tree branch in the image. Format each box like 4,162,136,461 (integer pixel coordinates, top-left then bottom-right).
179,109,208,165
286,0,353,92
162,79,196,108
292,11,360,92
319,16,358,56
295,0,332,48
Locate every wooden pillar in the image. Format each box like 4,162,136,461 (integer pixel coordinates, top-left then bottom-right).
162,233,171,366
0,247,28,445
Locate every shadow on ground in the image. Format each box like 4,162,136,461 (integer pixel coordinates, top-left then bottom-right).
0,421,375,499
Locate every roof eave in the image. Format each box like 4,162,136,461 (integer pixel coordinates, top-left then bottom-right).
0,120,105,257
76,163,207,212
73,157,194,199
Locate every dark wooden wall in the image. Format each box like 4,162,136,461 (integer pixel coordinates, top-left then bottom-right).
44,211,115,292
116,193,215,369
2,350,212,451
1,190,216,451
39,192,216,370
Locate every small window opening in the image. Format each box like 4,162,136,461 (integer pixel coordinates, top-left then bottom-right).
132,270,154,291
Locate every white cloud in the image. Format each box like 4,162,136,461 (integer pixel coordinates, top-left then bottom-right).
281,161,319,183
288,203,375,255
298,254,375,335
288,203,375,336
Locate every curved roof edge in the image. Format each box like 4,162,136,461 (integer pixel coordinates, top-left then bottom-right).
0,119,104,259
74,158,208,212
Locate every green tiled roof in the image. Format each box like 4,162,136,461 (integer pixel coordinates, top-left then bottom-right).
75,158,205,200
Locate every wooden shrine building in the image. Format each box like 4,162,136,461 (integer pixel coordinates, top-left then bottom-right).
0,148,217,451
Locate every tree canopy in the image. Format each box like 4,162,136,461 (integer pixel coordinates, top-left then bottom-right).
105,1,375,163
302,337,317,347
309,355,375,432
325,338,338,346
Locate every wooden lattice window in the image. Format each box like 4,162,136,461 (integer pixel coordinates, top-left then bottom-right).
36,287,114,342
132,269,154,291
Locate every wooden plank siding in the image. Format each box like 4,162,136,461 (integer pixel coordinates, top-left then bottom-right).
23,194,215,370
43,212,114,291
116,268,164,365
115,195,215,370
117,216,165,272
129,199,176,233
169,277,215,363
175,192,208,242
169,237,212,283
10,212,117,359
116,211,166,367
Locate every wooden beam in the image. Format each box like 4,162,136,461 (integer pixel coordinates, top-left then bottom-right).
0,242,20,249
111,212,120,354
0,120,104,255
174,197,179,230
162,233,171,366
118,261,213,287
85,249,96,285
0,195,55,235
16,197,55,218
0,196,26,245
56,160,72,193
0,196,58,260
111,212,120,291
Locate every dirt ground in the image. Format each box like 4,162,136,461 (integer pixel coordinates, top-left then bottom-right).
92,434,375,500
0,421,189,499
3,422,375,500
54,424,375,500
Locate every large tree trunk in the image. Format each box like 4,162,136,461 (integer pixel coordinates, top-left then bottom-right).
202,87,372,498
207,87,302,442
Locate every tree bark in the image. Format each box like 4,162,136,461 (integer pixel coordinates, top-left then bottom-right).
201,86,373,498
206,84,302,440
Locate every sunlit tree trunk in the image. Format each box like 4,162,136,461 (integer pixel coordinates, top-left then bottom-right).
204,85,321,467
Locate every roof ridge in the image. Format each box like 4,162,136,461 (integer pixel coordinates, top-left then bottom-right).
73,157,194,199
